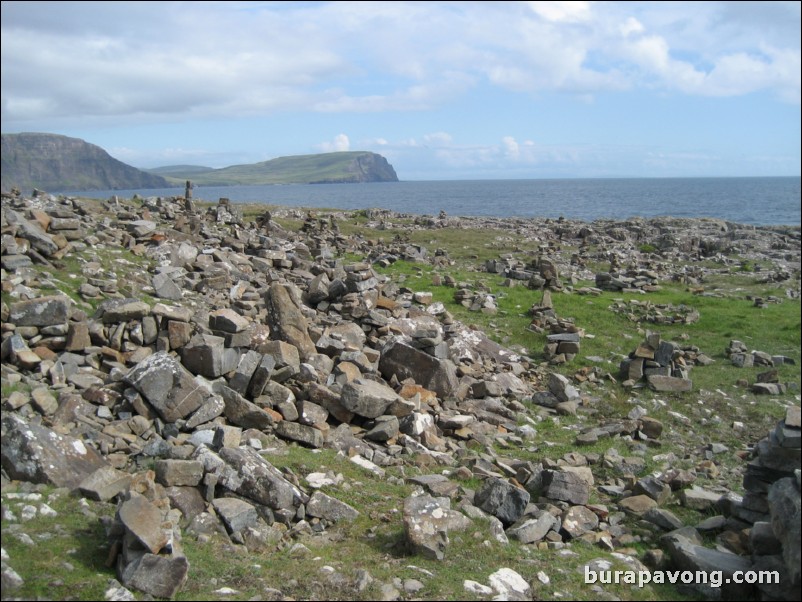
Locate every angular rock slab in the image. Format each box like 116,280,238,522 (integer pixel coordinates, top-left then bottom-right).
540,470,590,505
306,491,360,522
768,476,801,586
121,553,189,599
218,447,308,511
379,339,458,399
212,497,260,534
265,282,316,360
403,494,450,560
9,295,70,327
1,413,108,489
340,378,401,419
124,351,207,422
78,465,132,501
474,478,530,527
661,530,755,600
118,495,170,554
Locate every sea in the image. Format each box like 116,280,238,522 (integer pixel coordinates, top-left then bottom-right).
61,176,801,226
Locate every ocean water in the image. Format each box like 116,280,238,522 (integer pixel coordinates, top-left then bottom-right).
62,176,801,226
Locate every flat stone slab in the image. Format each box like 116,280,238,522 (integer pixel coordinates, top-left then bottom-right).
1,413,109,489
118,495,169,554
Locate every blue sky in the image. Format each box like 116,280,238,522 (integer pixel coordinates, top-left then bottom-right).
2,1,800,180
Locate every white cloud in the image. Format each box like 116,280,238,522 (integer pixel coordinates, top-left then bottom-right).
1,0,798,133
502,136,520,159
317,134,351,153
526,1,592,23
423,132,453,147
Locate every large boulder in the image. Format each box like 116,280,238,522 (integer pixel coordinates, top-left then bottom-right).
265,283,316,360
1,413,108,489
379,339,458,399
124,351,209,422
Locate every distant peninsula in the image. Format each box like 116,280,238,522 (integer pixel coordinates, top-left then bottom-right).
1,132,170,193
1,132,399,193
148,151,399,185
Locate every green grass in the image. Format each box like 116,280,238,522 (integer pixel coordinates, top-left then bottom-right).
0,487,118,600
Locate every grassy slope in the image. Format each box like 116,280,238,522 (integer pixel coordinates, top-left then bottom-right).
160,152,374,186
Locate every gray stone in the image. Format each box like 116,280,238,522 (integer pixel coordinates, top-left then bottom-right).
1,252,31,271
474,478,530,526
488,568,530,600
212,425,242,449
647,374,692,392
341,378,400,419
218,446,307,510
768,477,801,585
155,460,204,487
96,298,150,322
750,521,782,556
561,505,599,539
365,415,400,442
126,219,157,237
212,497,260,533
296,400,329,426
379,339,458,399
30,387,58,415
619,494,658,515
121,553,189,599
539,470,589,505
165,486,207,527
4,209,59,255
181,334,239,378
248,354,277,397
644,507,684,531
403,494,450,560
275,421,325,448
220,385,274,430
776,421,802,448
9,295,69,326
265,283,316,360
306,491,360,522
660,530,755,600
124,351,207,422
118,495,169,554
152,272,183,300
185,395,225,429
548,372,579,402
786,406,801,429
506,512,558,544
209,308,249,333
1,413,108,489
634,475,672,504
228,350,262,395
681,486,721,510
78,465,132,501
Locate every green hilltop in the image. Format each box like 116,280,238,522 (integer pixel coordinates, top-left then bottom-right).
151,151,399,186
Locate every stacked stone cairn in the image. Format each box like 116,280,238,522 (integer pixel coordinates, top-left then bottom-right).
661,407,801,600
726,339,797,395
619,331,714,392
528,289,583,364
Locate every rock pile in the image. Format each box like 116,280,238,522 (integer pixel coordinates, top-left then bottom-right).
726,339,797,395
619,332,714,392
1,190,800,600
527,289,584,364
608,299,700,325
662,409,801,600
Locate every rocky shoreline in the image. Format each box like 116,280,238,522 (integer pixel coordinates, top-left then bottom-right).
1,189,800,600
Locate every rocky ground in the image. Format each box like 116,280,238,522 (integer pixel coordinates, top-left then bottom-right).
1,190,800,601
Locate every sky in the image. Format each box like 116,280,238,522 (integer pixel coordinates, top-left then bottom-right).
2,1,800,180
